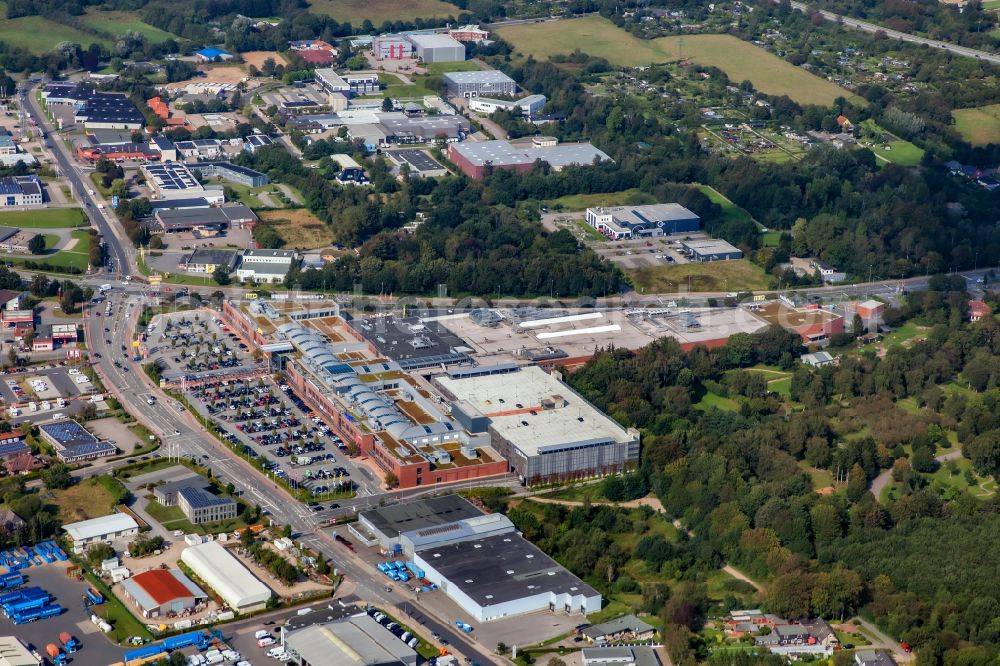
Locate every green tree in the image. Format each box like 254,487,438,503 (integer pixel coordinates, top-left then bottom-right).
381,96,393,112
282,524,292,538
27,234,44,255
41,463,73,490
213,265,231,286
966,431,1000,480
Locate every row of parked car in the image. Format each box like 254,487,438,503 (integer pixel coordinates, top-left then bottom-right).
365,608,421,650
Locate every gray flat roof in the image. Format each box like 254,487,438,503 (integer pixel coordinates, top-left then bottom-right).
361,495,482,539
681,239,741,254
451,139,610,168
442,70,515,84
419,532,599,606
407,33,464,48
286,613,417,666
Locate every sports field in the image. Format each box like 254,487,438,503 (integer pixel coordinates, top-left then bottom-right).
80,10,178,43
0,2,111,53
308,0,457,24
497,16,850,106
953,104,1000,146
0,208,88,228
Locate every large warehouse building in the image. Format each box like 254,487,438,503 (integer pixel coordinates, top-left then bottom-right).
405,34,466,63
282,612,418,666
585,203,701,240
63,513,139,552
180,541,272,613
360,495,601,622
414,533,601,622
447,139,610,180
435,365,640,485
443,70,516,97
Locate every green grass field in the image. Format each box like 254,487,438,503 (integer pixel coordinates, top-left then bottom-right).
762,231,782,246
698,184,759,228
953,104,1000,146
80,10,178,43
860,120,925,166
370,73,440,99
629,259,771,293
307,0,456,24
0,207,88,228
695,390,739,412
424,61,482,75
40,230,91,270
497,17,851,105
0,2,111,53
545,188,657,210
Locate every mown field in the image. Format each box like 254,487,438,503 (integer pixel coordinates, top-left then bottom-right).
308,0,457,24
497,16,851,106
80,10,179,43
629,259,772,293
953,104,1000,146
0,207,88,228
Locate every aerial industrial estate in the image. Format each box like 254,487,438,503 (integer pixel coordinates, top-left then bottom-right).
0,0,993,662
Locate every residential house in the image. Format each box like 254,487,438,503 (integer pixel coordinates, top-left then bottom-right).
801,351,835,367
855,650,895,666
969,299,991,322
582,615,657,644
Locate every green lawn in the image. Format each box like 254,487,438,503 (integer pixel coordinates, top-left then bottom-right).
371,74,440,99
953,104,1000,146
696,390,739,412
0,207,88,228
307,0,457,23
40,230,91,270
0,4,112,54
497,17,853,105
859,121,925,167
424,61,482,75
629,259,771,293
42,234,59,251
761,231,782,247
85,572,153,644
80,9,179,43
545,188,657,210
697,184,760,229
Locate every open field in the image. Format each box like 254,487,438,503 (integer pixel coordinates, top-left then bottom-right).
860,120,925,166
953,104,1000,146
80,10,178,43
49,477,119,523
308,0,457,24
259,209,335,249
424,61,482,75
629,259,772,293
40,230,91,270
497,17,851,105
0,207,87,228
697,184,759,228
545,188,657,210
0,3,112,53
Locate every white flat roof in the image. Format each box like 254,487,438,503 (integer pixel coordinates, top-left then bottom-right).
0,636,37,666
436,366,635,456
64,513,138,542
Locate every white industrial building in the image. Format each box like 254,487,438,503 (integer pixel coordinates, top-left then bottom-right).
405,34,466,63
237,249,298,284
436,365,640,485
414,533,602,622
63,513,139,551
469,94,546,116
180,541,272,613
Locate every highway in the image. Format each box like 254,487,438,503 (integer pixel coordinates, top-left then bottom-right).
22,81,133,277
788,1,1000,64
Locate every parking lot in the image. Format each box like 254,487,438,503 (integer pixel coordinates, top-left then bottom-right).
0,563,123,666
141,311,252,379
2,363,97,423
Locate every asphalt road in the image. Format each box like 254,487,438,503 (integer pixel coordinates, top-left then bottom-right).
788,1,1000,64
22,81,133,278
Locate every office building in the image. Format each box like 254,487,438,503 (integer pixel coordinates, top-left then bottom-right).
39,419,117,463
359,495,484,552
585,203,701,240
443,70,516,97
174,139,224,160
183,249,239,275
73,91,145,129
373,35,413,60
448,25,490,42
0,177,42,207
178,485,238,524
435,364,640,485
406,34,465,63
142,163,224,203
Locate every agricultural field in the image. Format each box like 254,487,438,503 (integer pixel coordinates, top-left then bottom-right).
953,104,1000,146
259,209,336,249
0,207,88,228
0,5,110,54
80,10,178,43
629,259,772,293
496,17,851,105
307,0,457,24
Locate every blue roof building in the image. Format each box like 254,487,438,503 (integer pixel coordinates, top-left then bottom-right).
195,47,233,62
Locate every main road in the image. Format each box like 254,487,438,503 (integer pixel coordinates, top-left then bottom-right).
22,80,133,277
788,0,1000,64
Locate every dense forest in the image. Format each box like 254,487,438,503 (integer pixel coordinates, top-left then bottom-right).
527,282,1000,666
